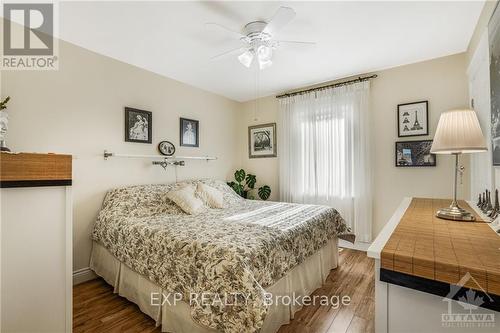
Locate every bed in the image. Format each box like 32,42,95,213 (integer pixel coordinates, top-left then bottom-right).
90,179,353,333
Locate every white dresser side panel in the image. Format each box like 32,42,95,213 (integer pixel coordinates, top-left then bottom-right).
1,187,66,333
387,283,499,333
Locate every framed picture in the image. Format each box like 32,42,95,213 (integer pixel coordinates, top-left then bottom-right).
158,140,175,156
248,123,277,158
125,107,152,143
180,118,199,147
395,140,436,167
397,101,429,137
489,3,500,165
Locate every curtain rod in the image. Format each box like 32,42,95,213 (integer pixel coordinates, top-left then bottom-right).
275,74,378,99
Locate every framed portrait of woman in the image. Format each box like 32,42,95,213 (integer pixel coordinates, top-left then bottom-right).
180,117,199,147
125,107,152,143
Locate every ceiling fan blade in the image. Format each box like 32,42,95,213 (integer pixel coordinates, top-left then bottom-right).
277,40,316,46
210,46,246,60
263,6,296,36
205,22,245,40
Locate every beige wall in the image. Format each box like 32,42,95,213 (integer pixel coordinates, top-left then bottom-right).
371,54,470,236
1,40,240,272
237,97,280,201
238,53,470,239
0,25,475,271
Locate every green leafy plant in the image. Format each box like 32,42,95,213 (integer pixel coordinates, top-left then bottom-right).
227,169,271,200
0,96,10,111
258,185,271,201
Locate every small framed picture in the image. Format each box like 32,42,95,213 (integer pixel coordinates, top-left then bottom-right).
248,123,277,158
158,140,175,156
397,101,428,137
395,140,436,167
180,118,199,147
125,107,152,143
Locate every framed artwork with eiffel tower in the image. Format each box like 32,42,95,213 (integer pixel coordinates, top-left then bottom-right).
397,101,428,137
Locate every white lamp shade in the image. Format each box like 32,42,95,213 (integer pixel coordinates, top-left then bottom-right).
238,51,253,68
430,109,487,154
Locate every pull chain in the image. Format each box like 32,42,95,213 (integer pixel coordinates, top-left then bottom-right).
459,165,465,185
254,68,259,121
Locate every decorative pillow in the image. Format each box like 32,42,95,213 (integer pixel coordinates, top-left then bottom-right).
166,185,204,215
196,182,224,208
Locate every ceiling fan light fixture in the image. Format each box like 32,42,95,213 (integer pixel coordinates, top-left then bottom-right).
258,58,272,70
238,50,254,68
257,45,272,62
210,6,314,72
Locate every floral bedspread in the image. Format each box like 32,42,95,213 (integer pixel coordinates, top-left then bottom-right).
91,179,353,332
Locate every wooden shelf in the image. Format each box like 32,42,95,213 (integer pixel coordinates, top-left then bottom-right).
0,152,72,188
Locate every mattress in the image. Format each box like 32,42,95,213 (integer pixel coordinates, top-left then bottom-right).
90,238,339,333
91,179,352,332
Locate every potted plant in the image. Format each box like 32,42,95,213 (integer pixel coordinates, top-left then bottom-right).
227,169,271,200
0,96,11,152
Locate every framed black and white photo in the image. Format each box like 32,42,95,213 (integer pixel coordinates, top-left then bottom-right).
395,140,436,167
248,123,277,158
180,118,199,147
125,107,152,143
397,101,429,137
490,3,500,165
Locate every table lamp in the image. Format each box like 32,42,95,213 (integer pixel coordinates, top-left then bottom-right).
430,109,487,221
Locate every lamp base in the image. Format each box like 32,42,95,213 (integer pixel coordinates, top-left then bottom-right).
436,204,475,222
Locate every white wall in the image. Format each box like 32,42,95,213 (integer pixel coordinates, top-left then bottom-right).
466,0,499,193
1,40,241,272
468,31,493,199
238,53,470,239
466,0,499,65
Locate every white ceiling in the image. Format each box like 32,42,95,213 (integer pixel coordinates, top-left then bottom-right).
59,1,484,102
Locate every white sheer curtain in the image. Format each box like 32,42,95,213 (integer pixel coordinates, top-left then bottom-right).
278,81,372,242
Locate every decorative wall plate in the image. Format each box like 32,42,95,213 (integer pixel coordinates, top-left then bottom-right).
158,141,175,156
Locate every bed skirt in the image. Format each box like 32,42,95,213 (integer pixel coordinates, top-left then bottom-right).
89,237,339,333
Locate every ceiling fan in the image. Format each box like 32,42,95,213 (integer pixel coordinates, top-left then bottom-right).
207,6,315,70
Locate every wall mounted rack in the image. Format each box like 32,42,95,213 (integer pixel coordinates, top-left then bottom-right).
103,150,217,170
103,150,217,161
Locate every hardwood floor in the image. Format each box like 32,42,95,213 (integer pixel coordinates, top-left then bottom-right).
73,248,374,333
73,278,162,333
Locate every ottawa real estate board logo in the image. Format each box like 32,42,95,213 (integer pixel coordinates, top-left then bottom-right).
2,2,58,70
442,273,495,328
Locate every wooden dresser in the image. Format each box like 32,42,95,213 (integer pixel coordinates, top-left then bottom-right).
0,152,72,187
381,198,500,295
1,152,72,332
368,197,500,333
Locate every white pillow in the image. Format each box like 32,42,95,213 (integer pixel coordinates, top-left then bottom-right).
166,185,204,215
197,183,224,208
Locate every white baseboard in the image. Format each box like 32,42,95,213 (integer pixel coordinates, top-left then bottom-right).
73,267,97,285
339,239,371,251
